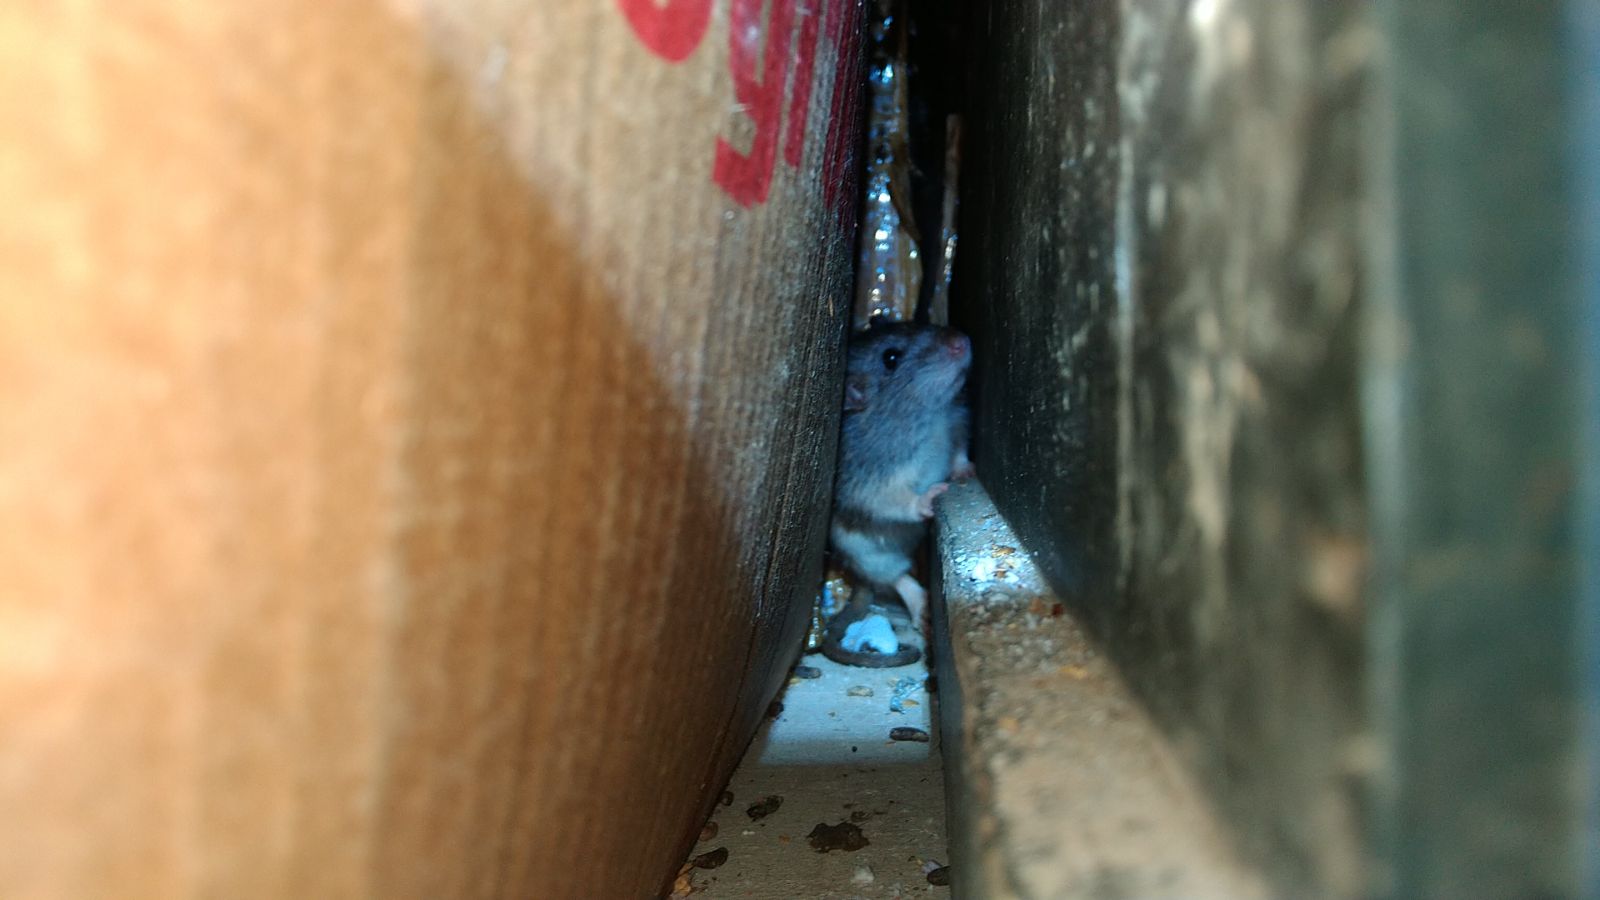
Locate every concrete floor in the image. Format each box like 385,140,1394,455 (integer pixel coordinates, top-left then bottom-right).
675,613,950,899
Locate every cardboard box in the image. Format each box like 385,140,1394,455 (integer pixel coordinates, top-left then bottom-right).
0,1,863,896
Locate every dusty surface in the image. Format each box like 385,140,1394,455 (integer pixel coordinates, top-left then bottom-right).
680,617,950,900
933,481,1267,899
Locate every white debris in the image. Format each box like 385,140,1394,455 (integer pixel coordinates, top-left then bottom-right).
840,614,899,654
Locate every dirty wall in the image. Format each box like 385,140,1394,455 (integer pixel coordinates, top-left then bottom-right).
955,1,1370,896
958,0,1595,897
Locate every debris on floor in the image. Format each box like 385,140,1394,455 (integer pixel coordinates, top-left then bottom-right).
887,677,922,713
840,614,900,654
690,848,729,870
678,609,948,898
667,864,695,899
808,821,871,853
746,795,783,820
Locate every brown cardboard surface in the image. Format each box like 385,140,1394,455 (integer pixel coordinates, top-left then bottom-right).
0,1,861,896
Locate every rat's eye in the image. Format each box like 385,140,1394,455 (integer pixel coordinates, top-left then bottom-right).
881,348,902,371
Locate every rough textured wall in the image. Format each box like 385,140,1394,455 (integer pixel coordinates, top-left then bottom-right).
1364,2,1591,897
956,1,1370,895
0,1,861,897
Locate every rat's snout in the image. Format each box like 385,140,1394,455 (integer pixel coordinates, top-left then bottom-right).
943,331,971,361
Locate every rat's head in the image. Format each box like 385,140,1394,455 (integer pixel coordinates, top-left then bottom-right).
843,322,971,412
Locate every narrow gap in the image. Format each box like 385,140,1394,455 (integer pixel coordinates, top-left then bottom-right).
672,1,964,896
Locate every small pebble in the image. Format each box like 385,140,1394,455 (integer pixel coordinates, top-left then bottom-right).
767,700,784,719
889,727,930,743
927,865,951,886
852,864,875,885
720,791,734,807
793,665,822,679
700,821,718,841
690,847,728,870
746,794,783,820
847,685,874,697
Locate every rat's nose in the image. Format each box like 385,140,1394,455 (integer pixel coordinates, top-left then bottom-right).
944,332,971,359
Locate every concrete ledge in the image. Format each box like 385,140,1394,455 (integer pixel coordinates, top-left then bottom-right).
931,481,1266,899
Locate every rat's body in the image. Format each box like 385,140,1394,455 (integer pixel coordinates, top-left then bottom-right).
822,323,972,667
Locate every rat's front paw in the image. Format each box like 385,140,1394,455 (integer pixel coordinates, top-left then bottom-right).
914,482,950,519
950,459,976,481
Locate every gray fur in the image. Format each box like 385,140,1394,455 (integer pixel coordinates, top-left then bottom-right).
823,323,971,666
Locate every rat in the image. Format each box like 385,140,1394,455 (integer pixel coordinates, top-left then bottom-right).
821,322,972,668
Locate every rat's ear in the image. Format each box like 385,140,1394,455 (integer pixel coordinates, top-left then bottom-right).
844,373,872,412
